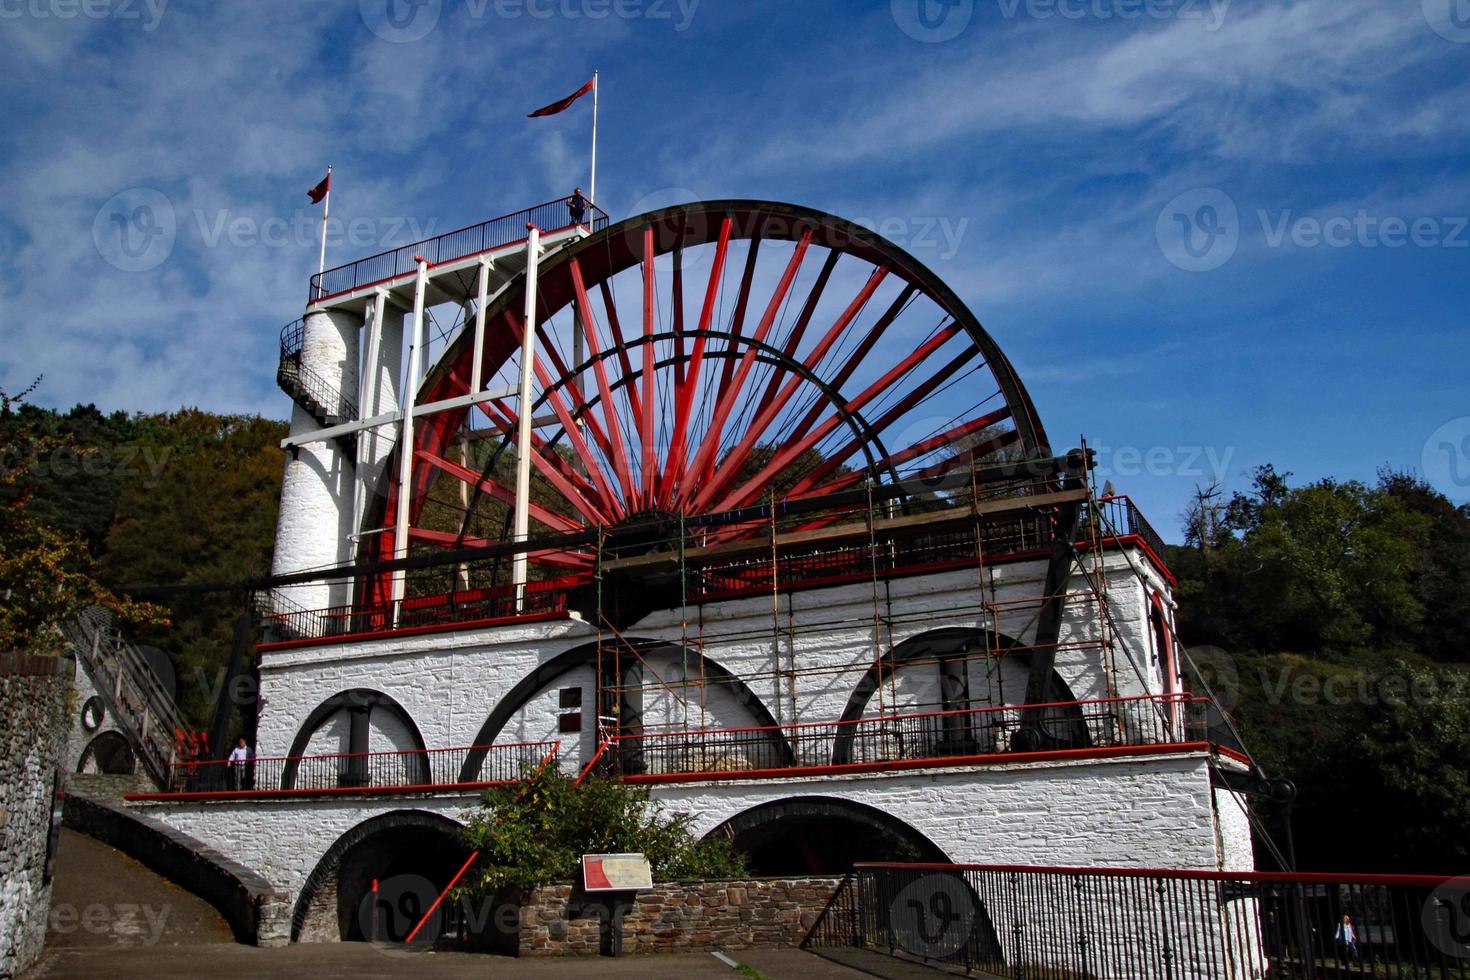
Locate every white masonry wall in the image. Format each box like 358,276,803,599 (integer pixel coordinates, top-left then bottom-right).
253,547,1176,774
133,748,1234,914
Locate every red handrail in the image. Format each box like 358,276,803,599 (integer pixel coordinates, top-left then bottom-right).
611,693,1205,742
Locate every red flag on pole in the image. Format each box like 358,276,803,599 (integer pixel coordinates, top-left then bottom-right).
528,77,595,117
307,171,331,204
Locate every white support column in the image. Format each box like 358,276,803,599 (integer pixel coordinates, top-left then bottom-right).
353,292,386,548
512,226,542,611
471,257,491,394
391,259,430,617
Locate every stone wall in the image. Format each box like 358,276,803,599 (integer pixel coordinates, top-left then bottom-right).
0,651,70,978
518,877,841,956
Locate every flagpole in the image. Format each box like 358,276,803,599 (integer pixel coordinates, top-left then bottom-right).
589,71,598,206
317,164,332,279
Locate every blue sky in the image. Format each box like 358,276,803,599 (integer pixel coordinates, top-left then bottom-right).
2,0,1467,537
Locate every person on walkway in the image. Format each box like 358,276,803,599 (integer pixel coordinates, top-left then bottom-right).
569,187,588,225
1336,913,1360,965
227,737,252,790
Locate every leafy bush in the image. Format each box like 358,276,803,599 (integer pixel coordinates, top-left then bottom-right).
458,764,746,895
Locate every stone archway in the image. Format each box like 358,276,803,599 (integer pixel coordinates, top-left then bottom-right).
76,730,136,775
832,626,1089,763
705,795,952,876
292,810,467,944
281,689,429,790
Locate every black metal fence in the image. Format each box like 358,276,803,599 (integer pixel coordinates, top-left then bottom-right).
165,740,557,795
308,195,610,302
805,862,1470,979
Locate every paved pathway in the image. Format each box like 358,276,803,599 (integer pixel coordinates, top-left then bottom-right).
24,826,873,978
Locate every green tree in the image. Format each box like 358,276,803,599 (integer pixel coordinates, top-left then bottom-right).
0,383,161,651
98,409,286,723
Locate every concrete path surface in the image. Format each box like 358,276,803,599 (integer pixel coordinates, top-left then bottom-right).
24,826,873,978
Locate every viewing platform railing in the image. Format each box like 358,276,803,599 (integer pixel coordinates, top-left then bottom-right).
308,194,610,303
805,861,1470,979
126,695,1231,802
149,739,559,797
597,694,1228,781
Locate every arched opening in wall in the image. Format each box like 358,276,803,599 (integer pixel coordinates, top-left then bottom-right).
281,689,429,790
77,731,136,775
294,811,470,946
832,626,1089,764
458,639,790,782
707,796,951,876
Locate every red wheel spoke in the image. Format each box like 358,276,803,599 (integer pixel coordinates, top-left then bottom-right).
789,408,1012,497
417,449,581,533
711,322,962,512
532,321,615,463
787,285,915,447
782,345,974,496
475,399,603,507
570,258,637,508
507,308,625,519
408,527,495,549
695,264,889,510
683,229,814,500
662,215,732,502
640,224,657,506
907,426,1021,482
597,278,643,424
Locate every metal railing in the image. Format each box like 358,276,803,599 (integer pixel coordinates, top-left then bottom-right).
259,497,1169,644
598,694,1216,779
307,195,610,303
162,739,558,795
805,862,1470,979
1093,493,1168,562
61,607,183,787
275,317,358,425
262,576,574,641
688,495,1165,602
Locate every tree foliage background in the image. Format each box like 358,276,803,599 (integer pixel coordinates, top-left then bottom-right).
1170,466,1470,873
0,397,284,722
